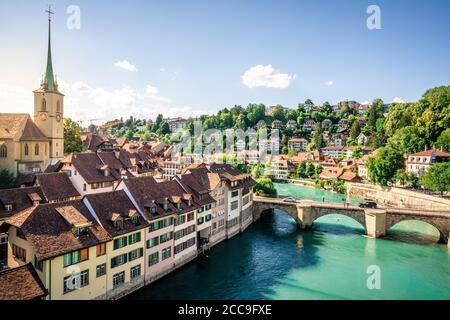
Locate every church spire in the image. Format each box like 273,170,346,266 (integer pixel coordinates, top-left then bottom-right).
43,6,56,92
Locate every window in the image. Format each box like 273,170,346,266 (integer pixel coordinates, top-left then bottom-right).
148,252,159,266
128,232,141,245
113,236,128,250
63,248,89,267
231,200,239,211
5,204,12,212
205,214,212,222
96,243,106,257
57,100,61,113
24,144,29,156
83,184,87,191
128,248,144,262
111,253,128,268
162,247,172,260
130,265,141,279
146,236,159,249
0,145,6,158
41,98,46,112
63,270,88,294
232,191,239,198
96,263,106,278
34,256,43,271
159,232,173,244
187,213,194,222
176,215,186,226
16,228,26,240
35,144,39,156
197,217,204,225
113,271,125,288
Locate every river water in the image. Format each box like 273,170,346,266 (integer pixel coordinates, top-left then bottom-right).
127,183,450,300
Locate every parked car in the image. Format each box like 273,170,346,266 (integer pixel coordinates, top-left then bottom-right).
283,197,297,203
359,201,377,209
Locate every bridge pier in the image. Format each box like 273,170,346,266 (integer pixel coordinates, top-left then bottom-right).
296,201,314,229
364,209,387,238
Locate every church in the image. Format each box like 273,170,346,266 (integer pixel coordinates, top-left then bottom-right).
0,12,64,177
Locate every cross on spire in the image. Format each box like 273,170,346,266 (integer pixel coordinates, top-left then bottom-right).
45,5,54,22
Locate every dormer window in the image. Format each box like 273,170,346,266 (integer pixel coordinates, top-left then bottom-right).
114,219,124,230
131,215,139,225
5,204,12,212
177,203,182,210
150,207,157,214
73,227,90,238
163,202,169,212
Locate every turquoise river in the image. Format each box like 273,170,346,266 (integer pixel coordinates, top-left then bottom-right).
127,183,450,300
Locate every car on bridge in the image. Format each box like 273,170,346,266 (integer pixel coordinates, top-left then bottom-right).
359,201,377,209
282,197,297,203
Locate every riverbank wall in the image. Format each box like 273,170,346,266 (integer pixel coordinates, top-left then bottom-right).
346,182,450,210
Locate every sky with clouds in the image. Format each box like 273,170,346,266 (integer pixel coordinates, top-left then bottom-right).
0,0,449,124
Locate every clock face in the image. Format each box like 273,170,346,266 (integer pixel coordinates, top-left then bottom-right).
56,114,62,122
40,113,47,121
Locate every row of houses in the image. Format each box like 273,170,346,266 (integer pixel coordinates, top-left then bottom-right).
0,163,255,300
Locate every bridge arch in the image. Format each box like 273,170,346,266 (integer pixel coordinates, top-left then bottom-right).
311,212,366,231
386,216,449,244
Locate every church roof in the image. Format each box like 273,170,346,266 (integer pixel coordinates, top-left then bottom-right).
0,114,48,141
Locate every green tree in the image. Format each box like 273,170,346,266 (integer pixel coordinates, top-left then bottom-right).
419,163,450,196
64,118,83,154
349,120,361,141
305,162,315,178
367,147,405,186
383,103,415,137
351,146,363,159
254,177,277,196
0,169,15,189
436,128,450,152
387,126,425,155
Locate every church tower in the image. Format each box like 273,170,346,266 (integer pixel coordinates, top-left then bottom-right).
34,7,64,164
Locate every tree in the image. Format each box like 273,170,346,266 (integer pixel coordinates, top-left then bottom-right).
305,162,315,178
350,120,361,141
310,123,324,151
383,103,415,137
351,146,363,159
0,169,15,189
321,101,333,116
366,98,385,131
254,177,277,196
64,118,83,154
271,105,286,122
296,162,306,178
367,147,405,186
419,163,450,196
436,128,450,152
387,126,425,155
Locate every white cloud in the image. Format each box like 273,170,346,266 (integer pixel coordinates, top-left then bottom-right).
325,80,334,86
145,84,159,95
392,97,405,103
159,67,166,72
241,64,295,89
0,80,207,124
114,60,138,72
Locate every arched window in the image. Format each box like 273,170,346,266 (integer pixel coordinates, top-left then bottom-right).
24,144,29,156
0,145,7,158
35,144,39,156
57,100,61,113
41,98,47,112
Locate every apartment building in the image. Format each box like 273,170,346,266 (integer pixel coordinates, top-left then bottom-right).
2,200,111,300
406,148,450,176
83,191,147,299
288,138,308,152
209,163,255,237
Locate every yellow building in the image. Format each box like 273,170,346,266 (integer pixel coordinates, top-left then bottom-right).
0,11,64,177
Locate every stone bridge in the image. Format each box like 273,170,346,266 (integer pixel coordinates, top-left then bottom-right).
253,196,450,246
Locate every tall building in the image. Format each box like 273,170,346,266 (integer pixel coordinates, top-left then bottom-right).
33,9,64,164
0,10,64,177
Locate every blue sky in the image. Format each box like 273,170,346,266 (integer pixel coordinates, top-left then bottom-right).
0,0,449,123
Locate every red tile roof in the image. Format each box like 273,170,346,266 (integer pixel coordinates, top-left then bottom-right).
0,186,45,220
4,200,111,261
408,149,450,157
0,264,47,300
35,172,80,202
84,190,147,237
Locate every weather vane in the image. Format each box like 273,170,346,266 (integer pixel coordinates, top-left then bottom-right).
45,5,54,21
